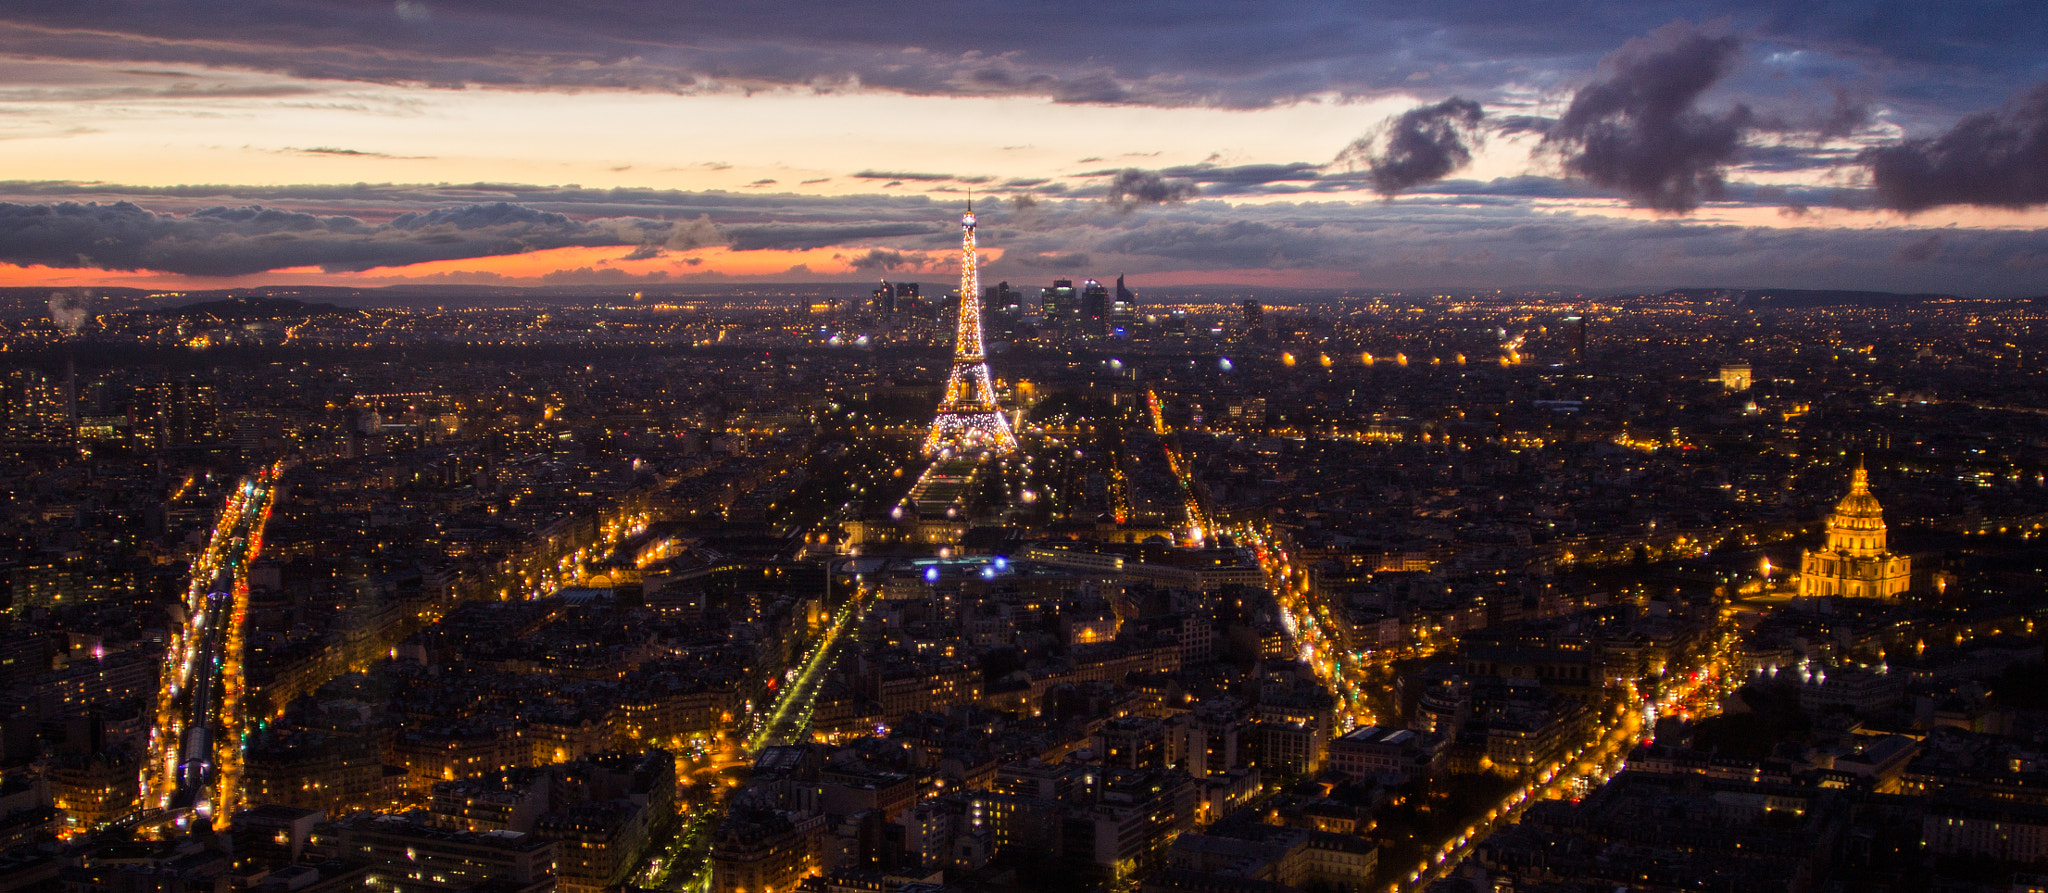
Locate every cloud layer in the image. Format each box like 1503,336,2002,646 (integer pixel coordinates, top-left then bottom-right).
1543,23,1751,213
0,200,630,276
0,8,2044,296
3,180,2043,297
1333,97,1486,196
1105,170,1200,209
0,2,2042,114
1865,80,2048,212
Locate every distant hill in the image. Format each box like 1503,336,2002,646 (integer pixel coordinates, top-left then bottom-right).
1652,288,2002,308
154,296,354,320
0,286,163,319
2,282,2038,319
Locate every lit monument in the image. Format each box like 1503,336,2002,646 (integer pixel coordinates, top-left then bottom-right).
924,202,1018,456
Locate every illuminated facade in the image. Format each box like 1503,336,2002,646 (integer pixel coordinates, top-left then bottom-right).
1719,363,1752,392
924,204,1019,456
1800,463,1911,600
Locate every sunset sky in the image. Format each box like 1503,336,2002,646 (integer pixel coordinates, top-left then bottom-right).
1,2,2045,295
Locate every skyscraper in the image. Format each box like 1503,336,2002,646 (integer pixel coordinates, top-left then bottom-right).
1081,279,1110,334
895,282,925,317
1111,275,1138,333
1042,279,1078,320
925,204,1018,457
986,281,1022,317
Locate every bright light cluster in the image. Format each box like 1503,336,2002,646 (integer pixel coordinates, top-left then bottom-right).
924,410,1019,456
926,207,1017,456
141,461,283,829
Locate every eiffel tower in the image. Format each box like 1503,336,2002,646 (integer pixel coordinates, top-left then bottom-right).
924,201,1018,456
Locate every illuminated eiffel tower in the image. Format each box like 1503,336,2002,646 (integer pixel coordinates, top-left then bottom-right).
924,201,1018,456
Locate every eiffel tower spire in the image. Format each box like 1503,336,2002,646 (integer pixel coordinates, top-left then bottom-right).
924,203,1018,456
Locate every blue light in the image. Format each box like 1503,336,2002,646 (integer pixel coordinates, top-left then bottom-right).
924,567,939,582
1219,357,1234,371
993,556,1009,570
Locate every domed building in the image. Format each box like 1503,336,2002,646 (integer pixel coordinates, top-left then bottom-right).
1799,462,1911,600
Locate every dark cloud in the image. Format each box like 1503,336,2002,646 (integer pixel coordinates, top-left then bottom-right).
1746,87,1872,140
722,222,938,251
854,171,957,181
1543,22,1751,213
537,266,670,285
387,202,570,230
1061,197,2048,295
289,146,426,159
1493,115,1554,136
1429,176,1606,199
1893,233,1943,263
1736,144,1857,174
1722,181,1848,210
848,248,915,271
6,177,2047,297
999,251,1092,269
0,199,740,277
1091,163,1376,199
0,2,2039,116
1157,163,1325,190
1094,219,1314,269
1104,169,1198,209
0,199,619,276
0,180,953,225
1863,80,2048,212
1814,88,1872,139
662,215,725,251
1334,97,1486,196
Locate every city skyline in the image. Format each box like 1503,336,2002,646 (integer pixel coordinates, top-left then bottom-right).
4,245,2047,891
8,6,2048,892
0,3,2044,296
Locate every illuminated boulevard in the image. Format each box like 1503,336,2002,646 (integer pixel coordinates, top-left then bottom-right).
1227,493,1742,892
662,575,868,893
141,462,284,830
1239,522,1379,730
1386,606,1741,892
748,594,866,753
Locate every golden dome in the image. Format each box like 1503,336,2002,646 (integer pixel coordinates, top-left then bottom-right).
1824,461,1890,557
1831,464,1886,529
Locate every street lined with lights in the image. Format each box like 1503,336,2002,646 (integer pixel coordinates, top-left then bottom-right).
141,462,284,831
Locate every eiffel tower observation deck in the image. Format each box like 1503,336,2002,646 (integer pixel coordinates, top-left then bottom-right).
924,202,1018,457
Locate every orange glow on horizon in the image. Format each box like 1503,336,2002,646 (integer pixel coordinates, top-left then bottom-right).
0,244,999,290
